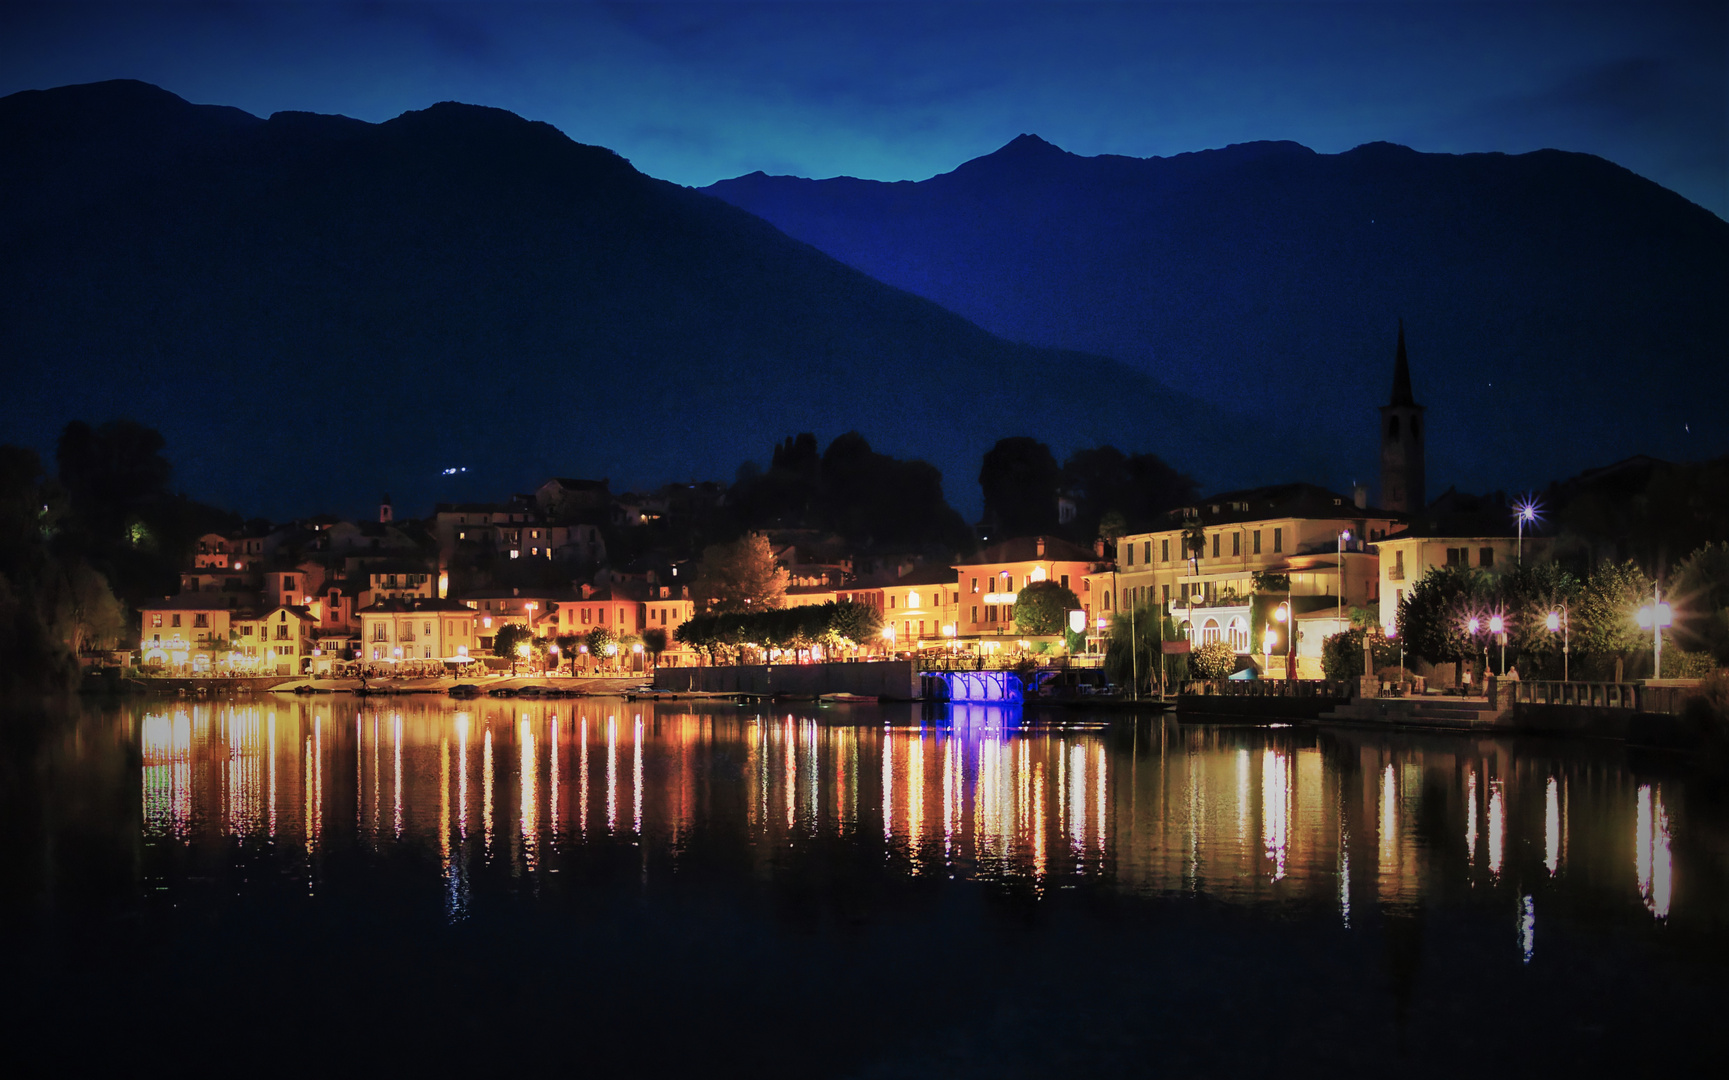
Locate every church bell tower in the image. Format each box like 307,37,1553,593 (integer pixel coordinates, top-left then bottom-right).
1379,321,1425,514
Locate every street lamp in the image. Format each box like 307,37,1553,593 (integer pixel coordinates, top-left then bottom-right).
1275,601,1295,682
1489,614,1506,675
1545,606,1569,682
1467,615,1485,688
1513,496,1540,566
1635,586,1674,679
1336,529,1352,634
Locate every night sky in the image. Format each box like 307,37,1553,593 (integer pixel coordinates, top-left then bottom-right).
2,2,1725,522
6,1,1723,219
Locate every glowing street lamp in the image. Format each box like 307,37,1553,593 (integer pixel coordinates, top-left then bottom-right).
1513,496,1541,566
1489,614,1506,675
1635,586,1675,679
1337,530,1351,629
1275,601,1295,681
1545,606,1570,682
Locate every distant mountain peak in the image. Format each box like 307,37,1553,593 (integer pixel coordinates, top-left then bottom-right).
998,133,1065,155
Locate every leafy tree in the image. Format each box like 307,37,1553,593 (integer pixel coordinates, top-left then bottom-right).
824,599,883,651
1060,445,1197,542
693,532,789,614
818,432,971,550
1495,560,1581,677
492,623,532,674
1397,565,1493,665
1105,603,1186,695
641,627,668,667
1097,510,1127,542
1321,627,1399,679
1575,559,1653,665
1671,542,1729,661
979,437,1059,538
1011,580,1081,635
585,626,617,668
1193,640,1237,680
555,633,581,675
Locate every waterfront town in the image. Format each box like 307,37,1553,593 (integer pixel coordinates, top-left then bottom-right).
119,329,1725,696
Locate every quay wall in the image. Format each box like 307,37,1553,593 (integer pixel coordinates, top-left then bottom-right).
654,661,920,699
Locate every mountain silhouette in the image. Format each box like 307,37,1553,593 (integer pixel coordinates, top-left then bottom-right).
707,136,1729,499
1,82,1218,521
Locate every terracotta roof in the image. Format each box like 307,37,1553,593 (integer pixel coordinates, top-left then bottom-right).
959,535,1098,566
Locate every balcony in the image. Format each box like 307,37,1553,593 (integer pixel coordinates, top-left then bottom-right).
1388,566,1405,582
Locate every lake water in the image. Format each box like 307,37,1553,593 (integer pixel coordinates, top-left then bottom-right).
3,695,1723,1075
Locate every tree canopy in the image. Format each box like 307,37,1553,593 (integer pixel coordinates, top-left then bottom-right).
692,532,789,614
1011,580,1081,635
979,436,1059,538
1059,445,1198,542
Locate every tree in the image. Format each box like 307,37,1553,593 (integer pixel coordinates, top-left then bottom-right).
585,626,617,668
693,532,789,614
825,599,883,652
1671,542,1729,661
641,627,668,668
979,437,1059,538
1105,603,1186,695
1059,445,1198,542
1193,640,1237,679
1011,580,1081,635
1322,627,1398,679
555,633,581,675
1397,565,1493,666
493,623,532,674
1575,559,1654,674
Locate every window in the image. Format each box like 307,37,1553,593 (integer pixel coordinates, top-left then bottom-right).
971,605,979,623
1394,550,1405,577
241,626,252,637
1273,528,1283,554
1060,575,1069,590
1480,548,1495,568
171,614,181,627
151,614,163,628
1232,533,1241,556
374,625,387,641
1162,584,1171,605
1210,534,1219,559
1446,548,1465,567
889,596,896,609
194,613,208,627
987,605,998,623
1161,539,1170,562
424,622,432,635
971,577,979,593
1126,544,1134,567
1253,530,1262,555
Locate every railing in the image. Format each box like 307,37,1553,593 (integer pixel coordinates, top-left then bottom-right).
1506,680,1696,716
917,655,1106,673
1190,679,1354,698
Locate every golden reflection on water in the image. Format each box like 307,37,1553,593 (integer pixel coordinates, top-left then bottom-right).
125,699,1700,930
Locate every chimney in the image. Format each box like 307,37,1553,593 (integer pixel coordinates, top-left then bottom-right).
1036,537,1046,557
1094,538,1105,558
581,583,594,599
1353,485,1368,510
680,585,689,600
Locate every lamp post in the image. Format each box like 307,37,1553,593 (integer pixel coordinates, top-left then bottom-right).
1274,601,1293,682
1468,616,1484,690
1515,502,1536,566
1337,530,1351,631
1636,585,1674,680
1489,614,1506,675
1546,606,1569,682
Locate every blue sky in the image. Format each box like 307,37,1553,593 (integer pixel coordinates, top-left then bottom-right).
4,1,1725,217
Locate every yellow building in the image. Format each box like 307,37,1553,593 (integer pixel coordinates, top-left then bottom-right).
139,596,235,670
1372,491,1555,639
878,564,961,650
234,605,318,675
357,598,479,665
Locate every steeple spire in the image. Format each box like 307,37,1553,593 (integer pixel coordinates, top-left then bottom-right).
1389,318,1415,407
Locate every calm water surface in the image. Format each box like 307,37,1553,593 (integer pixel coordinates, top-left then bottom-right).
3,696,1724,1075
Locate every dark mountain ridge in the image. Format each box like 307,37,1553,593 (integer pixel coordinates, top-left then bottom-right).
0,81,1219,521
707,135,1729,502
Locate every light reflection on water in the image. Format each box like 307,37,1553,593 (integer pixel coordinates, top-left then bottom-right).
107,696,1720,954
